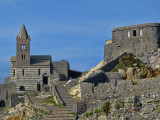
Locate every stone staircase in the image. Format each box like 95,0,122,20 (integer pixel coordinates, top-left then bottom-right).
45,81,76,120
29,81,76,120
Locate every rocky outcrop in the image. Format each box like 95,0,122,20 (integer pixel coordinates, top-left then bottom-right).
78,61,105,83
139,49,160,69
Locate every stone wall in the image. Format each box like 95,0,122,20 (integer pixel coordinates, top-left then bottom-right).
52,60,69,80
104,23,160,63
0,83,16,107
80,77,160,112
10,93,24,107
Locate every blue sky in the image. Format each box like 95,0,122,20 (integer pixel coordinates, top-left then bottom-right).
0,0,160,83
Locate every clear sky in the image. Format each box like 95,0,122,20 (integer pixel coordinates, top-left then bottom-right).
0,0,160,83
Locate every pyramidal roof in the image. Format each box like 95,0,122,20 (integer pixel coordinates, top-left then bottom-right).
18,24,29,39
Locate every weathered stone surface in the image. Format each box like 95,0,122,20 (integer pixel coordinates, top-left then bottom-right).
118,69,126,78
126,67,135,80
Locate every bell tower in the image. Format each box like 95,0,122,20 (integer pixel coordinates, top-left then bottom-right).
16,24,31,66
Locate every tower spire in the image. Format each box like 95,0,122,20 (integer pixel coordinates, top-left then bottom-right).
18,24,29,39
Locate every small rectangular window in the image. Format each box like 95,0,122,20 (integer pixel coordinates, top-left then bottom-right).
127,31,130,37
13,70,15,76
24,54,25,59
22,69,24,76
22,54,23,59
38,69,40,75
140,30,143,36
133,30,136,36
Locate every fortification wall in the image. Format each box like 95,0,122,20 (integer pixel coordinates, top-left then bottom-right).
0,83,16,106
80,77,160,109
104,23,160,63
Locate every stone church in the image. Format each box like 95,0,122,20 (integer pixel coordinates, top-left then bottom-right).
10,24,82,92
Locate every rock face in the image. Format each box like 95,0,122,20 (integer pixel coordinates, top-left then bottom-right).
118,69,126,78
78,61,105,83
139,49,160,69
69,84,81,99
126,67,135,80
64,78,79,89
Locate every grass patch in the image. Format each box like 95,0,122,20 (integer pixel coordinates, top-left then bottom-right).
44,96,62,108
71,111,77,117
111,53,146,72
99,100,111,113
115,99,124,110
0,106,7,112
45,96,56,105
83,111,89,118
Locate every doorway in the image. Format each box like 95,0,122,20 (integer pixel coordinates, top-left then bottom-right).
37,82,41,91
43,76,48,85
0,100,5,108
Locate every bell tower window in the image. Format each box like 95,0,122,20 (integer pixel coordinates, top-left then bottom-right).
21,44,25,50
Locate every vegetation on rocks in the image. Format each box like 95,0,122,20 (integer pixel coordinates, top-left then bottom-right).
111,53,160,80
100,100,111,113
3,103,49,120
111,53,146,72
44,96,61,108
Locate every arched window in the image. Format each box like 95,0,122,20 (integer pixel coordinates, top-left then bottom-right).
21,44,25,50
20,86,25,91
43,74,48,85
21,44,23,49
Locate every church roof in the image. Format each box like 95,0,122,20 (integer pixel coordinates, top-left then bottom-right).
30,55,51,66
18,24,29,39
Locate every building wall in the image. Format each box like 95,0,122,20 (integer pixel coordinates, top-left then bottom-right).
104,23,160,62
52,60,69,80
0,83,16,106
10,65,50,91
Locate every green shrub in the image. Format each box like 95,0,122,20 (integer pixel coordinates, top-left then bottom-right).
71,111,77,117
115,102,120,110
83,111,89,118
100,100,111,113
111,53,148,73
94,109,99,114
89,108,93,116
